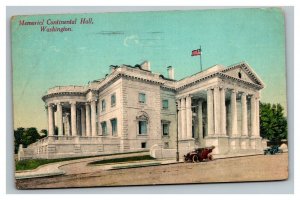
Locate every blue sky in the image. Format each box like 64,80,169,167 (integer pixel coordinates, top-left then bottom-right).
12,8,287,130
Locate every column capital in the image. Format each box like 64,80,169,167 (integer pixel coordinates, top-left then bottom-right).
231,89,237,93
241,92,247,97
185,95,192,100
213,86,220,90
206,87,213,91
219,85,226,90
70,101,77,105
47,102,54,107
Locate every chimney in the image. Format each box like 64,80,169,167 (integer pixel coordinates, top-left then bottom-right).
140,61,151,71
167,66,174,79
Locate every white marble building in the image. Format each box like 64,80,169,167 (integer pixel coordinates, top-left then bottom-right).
18,61,265,160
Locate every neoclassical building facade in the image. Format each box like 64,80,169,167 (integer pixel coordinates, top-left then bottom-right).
18,61,265,160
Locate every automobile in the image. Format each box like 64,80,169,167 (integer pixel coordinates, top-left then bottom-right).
264,145,283,155
184,146,215,163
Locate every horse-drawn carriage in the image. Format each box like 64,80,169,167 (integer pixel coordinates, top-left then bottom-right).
184,146,215,163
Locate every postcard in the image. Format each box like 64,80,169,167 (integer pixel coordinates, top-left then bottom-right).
12,8,288,189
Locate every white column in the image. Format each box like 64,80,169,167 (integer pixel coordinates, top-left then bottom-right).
81,106,86,136
213,87,220,135
198,100,203,141
186,95,192,139
85,103,91,136
241,93,248,136
231,90,238,136
65,113,70,136
176,99,182,140
207,89,214,136
71,101,77,136
97,100,101,134
250,95,256,137
220,87,227,135
91,100,97,136
47,103,54,136
56,102,63,136
256,96,260,137
181,98,186,139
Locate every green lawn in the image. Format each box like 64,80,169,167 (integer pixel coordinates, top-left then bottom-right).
15,156,99,171
89,155,155,165
15,151,149,171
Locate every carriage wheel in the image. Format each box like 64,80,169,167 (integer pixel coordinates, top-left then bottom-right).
184,156,189,162
192,155,199,163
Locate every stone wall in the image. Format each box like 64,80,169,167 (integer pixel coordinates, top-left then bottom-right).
160,88,177,149
121,77,162,150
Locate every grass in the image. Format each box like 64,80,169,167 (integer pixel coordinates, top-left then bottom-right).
89,155,155,165
15,151,148,171
111,162,161,170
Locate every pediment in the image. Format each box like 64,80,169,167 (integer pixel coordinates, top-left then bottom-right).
220,62,264,87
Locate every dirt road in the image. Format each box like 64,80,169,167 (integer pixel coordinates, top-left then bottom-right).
16,153,288,189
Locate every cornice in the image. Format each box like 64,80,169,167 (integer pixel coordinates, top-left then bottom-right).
42,92,86,101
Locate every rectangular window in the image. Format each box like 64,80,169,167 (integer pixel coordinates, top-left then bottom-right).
101,122,107,135
141,142,146,148
101,99,106,111
162,123,169,136
138,121,147,134
162,99,169,109
111,118,117,136
139,93,146,103
111,93,116,107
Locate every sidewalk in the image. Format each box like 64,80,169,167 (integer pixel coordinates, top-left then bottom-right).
16,150,279,180
15,152,176,180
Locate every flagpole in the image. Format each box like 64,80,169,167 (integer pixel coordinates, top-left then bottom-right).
200,46,203,71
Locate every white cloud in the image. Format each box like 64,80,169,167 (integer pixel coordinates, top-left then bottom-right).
123,35,139,47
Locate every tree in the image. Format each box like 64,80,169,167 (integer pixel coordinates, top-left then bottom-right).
14,127,25,154
260,102,287,141
40,129,48,138
23,127,41,146
14,127,42,154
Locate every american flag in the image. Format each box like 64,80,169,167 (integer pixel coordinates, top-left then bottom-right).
191,49,201,56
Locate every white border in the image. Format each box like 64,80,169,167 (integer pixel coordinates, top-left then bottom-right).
1,1,298,199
